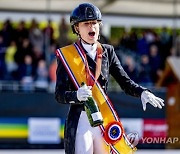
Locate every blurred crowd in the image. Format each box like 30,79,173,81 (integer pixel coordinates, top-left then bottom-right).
115,28,180,87
0,18,72,92
0,18,180,92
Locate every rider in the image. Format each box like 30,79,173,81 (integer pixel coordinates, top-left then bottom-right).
55,3,164,154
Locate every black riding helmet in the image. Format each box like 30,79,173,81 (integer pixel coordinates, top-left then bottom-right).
70,3,102,34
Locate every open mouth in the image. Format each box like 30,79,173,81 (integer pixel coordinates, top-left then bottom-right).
88,32,95,37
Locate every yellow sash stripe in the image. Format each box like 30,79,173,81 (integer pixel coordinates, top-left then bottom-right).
59,44,136,154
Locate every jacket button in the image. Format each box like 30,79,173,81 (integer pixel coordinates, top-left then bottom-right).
102,77,105,80
102,86,105,89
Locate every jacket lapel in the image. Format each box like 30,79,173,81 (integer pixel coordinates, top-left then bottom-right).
100,48,109,80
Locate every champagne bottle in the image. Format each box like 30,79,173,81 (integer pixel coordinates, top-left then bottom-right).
81,82,103,127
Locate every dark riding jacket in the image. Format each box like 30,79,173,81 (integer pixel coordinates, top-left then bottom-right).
55,43,147,154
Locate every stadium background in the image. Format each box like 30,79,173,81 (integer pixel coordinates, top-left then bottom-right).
0,0,180,153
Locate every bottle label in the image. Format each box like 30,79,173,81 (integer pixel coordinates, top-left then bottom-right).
91,112,103,122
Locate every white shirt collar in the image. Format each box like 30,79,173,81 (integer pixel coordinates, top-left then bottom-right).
81,41,97,60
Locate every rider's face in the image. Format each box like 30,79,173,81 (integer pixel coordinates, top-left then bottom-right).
76,20,100,44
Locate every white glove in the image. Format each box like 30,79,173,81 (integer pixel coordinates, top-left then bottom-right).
141,90,164,111
77,85,92,102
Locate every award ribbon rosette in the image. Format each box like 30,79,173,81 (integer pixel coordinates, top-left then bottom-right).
56,42,137,154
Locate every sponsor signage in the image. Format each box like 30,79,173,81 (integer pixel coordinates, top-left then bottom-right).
143,119,168,138
28,118,60,144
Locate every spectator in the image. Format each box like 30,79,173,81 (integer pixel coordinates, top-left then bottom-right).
48,42,57,63
15,20,29,47
137,30,149,55
160,27,170,45
48,59,57,92
0,34,7,80
29,19,43,53
0,19,15,47
119,31,130,49
138,54,153,86
145,29,155,44
58,17,69,47
123,55,139,82
32,45,45,67
159,29,172,69
34,59,49,91
128,31,138,52
149,45,162,83
43,19,54,45
5,40,18,80
19,55,34,91
14,38,33,65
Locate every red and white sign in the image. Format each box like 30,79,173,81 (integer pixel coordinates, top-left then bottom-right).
143,119,168,138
